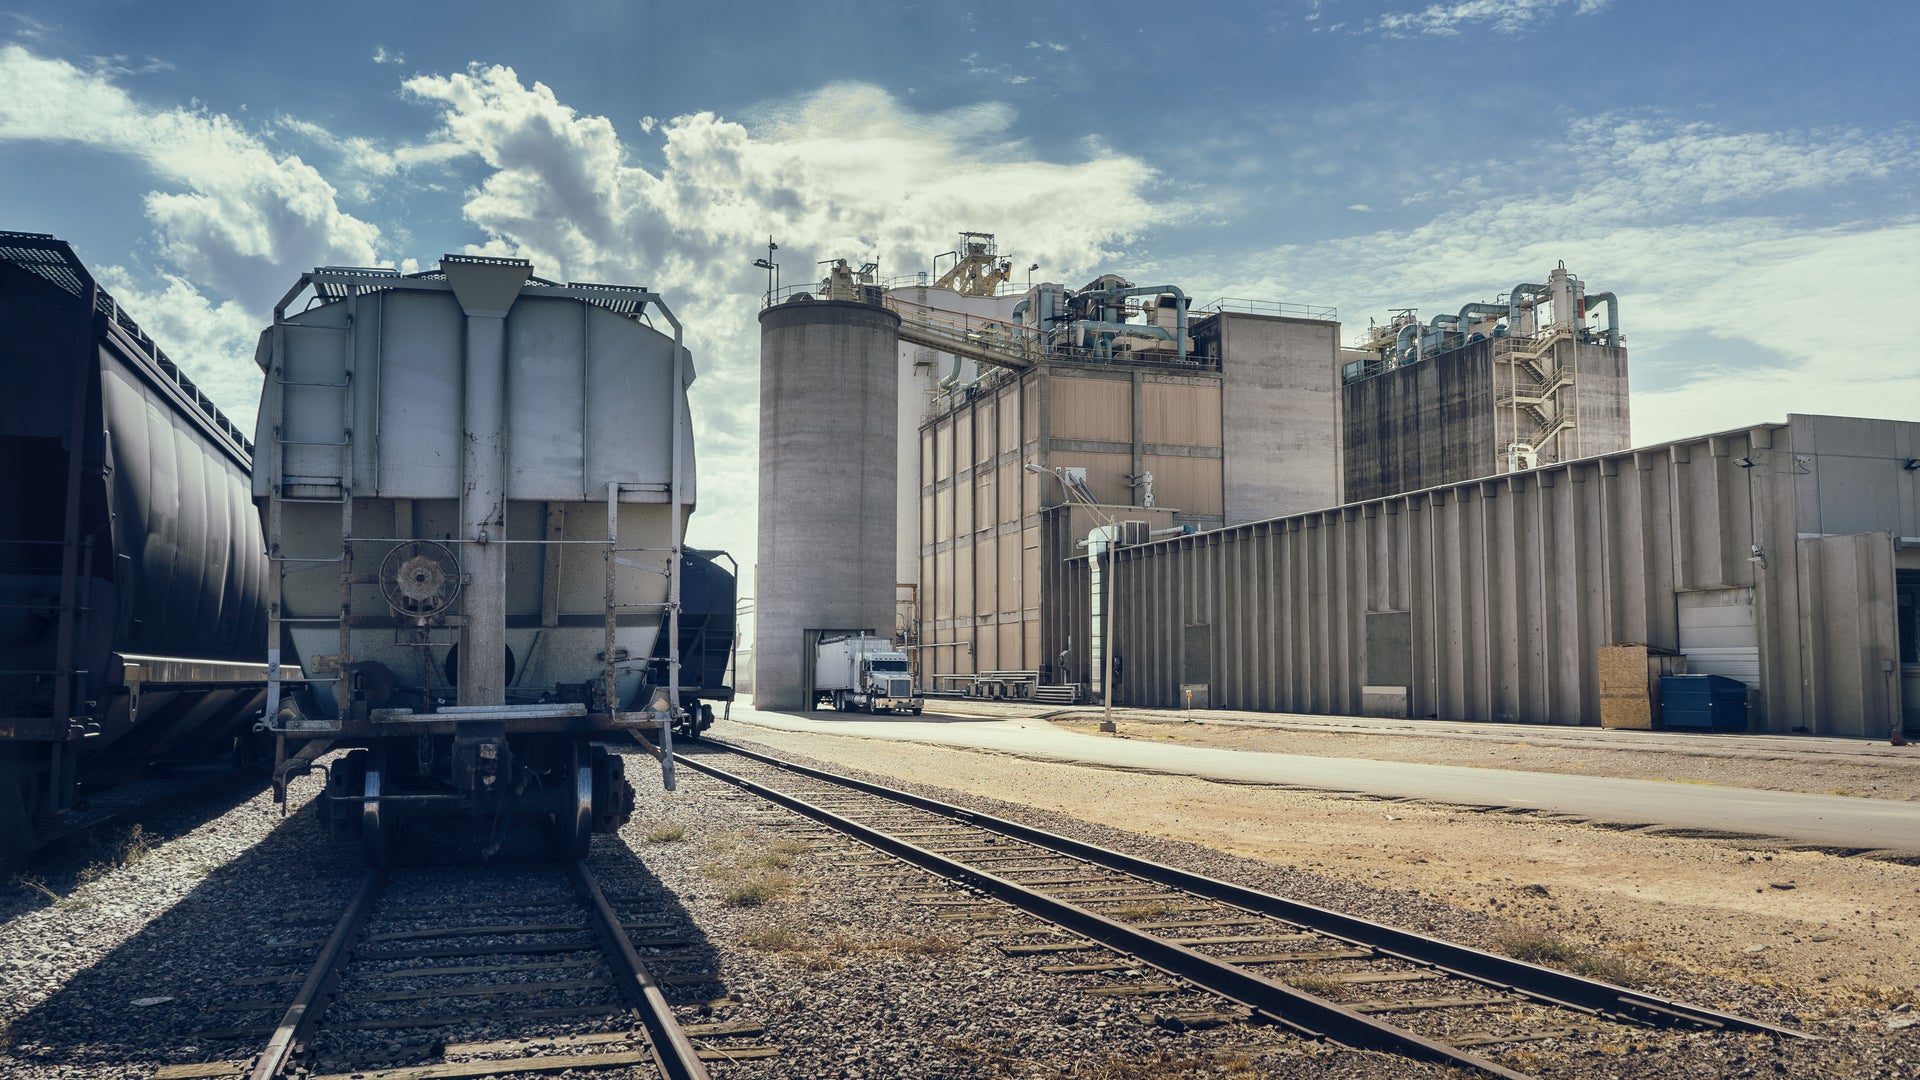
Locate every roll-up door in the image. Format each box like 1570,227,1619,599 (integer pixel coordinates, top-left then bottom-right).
1677,587,1759,686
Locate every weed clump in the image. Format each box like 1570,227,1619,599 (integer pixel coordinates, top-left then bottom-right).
721,871,797,907
1498,929,1647,988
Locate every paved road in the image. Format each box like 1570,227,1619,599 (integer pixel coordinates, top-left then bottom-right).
718,702,1920,853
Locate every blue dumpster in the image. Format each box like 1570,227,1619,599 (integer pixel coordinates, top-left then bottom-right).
1659,674,1749,730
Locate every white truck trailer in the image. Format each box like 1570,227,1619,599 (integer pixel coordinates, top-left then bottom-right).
814,636,922,714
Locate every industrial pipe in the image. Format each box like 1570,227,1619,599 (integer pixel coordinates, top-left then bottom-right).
1074,283,1190,363
1507,282,1550,330
1456,302,1510,336
1396,320,1422,363
1582,291,1620,347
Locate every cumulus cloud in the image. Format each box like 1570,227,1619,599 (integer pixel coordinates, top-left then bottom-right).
0,45,1169,574
0,43,384,308
374,65,1170,560
0,43,391,451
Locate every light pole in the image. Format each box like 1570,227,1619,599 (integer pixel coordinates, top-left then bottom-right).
1026,463,1122,728
752,236,779,306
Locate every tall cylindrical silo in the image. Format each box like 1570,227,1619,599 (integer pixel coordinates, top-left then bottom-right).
755,298,901,709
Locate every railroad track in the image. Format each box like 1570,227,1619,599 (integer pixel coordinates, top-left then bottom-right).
680,737,1814,1079
154,851,774,1079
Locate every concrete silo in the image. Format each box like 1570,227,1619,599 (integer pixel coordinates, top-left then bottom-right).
754,296,901,709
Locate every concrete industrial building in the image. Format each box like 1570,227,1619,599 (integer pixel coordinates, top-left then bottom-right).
1061,414,1920,736
753,240,1911,737
900,249,1345,691
1340,263,1630,502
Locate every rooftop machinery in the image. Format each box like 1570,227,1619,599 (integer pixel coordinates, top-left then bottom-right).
875,267,1197,395
1344,262,1624,474
1350,261,1620,374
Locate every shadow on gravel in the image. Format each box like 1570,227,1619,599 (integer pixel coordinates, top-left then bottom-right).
2,770,270,915
3,771,713,1074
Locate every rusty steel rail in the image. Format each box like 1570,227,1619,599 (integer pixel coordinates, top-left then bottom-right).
249,869,383,1080
571,862,711,1080
686,740,1814,1063
679,749,1532,1079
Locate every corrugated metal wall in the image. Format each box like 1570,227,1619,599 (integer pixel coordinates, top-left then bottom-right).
1058,416,1918,735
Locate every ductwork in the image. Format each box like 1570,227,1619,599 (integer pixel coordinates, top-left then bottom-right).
1456,301,1509,337
1507,282,1550,330
1396,320,1422,362
1073,283,1189,363
1583,291,1620,347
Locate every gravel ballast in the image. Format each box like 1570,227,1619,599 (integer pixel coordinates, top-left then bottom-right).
1,713,1915,1078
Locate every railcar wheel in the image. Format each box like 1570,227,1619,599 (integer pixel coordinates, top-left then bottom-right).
362,747,389,869
564,741,595,863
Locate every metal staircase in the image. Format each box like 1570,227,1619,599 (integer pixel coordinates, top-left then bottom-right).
1492,327,1580,470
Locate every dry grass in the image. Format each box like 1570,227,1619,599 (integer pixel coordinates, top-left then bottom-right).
12,876,89,911
76,824,155,886
752,839,810,869
871,933,963,958
1282,973,1344,997
11,825,157,910
642,823,688,843
720,870,797,907
741,920,959,971
1835,982,1920,1010
1498,928,1648,989
1106,900,1185,922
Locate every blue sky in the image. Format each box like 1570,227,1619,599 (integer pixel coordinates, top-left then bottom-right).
4,0,1917,570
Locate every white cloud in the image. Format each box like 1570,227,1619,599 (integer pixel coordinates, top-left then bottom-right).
0,44,384,309
372,45,403,65
372,65,1172,567
1372,0,1611,36
0,43,390,447
8,13,52,42
0,47,1169,578
1189,115,1920,450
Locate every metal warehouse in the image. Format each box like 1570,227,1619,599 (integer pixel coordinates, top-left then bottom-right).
1055,414,1919,736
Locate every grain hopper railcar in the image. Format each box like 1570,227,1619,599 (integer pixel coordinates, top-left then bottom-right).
0,231,275,858
257,256,700,865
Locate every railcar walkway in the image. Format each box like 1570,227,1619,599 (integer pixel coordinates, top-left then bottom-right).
717,698,1920,855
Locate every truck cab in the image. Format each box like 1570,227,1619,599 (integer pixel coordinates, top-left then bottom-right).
813,636,924,715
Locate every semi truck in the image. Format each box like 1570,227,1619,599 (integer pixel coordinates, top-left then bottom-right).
814,636,923,714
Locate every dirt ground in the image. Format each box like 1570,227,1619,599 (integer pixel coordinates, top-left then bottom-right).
717,709,1920,1028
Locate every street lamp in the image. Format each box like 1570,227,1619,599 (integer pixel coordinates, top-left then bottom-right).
1026,462,1122,729
752,235,779,306
1027,263,1039,290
